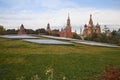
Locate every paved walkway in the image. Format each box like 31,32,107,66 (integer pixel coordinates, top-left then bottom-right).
41,35,120,48
24,39,72,45
0,35,38,39
1,35,119,47
72,40,120,48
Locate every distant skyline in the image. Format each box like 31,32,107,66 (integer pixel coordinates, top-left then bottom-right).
0,0,120,31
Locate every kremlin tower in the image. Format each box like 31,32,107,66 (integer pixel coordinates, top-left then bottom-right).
18,24,26,35
46,23,51,35
60,14,73,38
46,14,73,38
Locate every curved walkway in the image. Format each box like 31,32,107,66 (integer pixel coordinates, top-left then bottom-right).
72,40,120,48
41,35,120,48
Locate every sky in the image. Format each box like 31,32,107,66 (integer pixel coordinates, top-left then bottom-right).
0,0,120,32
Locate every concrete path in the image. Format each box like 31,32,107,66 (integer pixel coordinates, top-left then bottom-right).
41,35,120,48
24,39,72,45
0,35,38,39
72,40,120,48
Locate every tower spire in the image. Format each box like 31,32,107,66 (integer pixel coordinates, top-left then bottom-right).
89,14,93,27
47,23,50,30
68,13,70,19
90,14,92,18
67,13,71,27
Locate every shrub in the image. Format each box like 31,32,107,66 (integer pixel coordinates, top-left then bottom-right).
93,65,120,80
102,65,120,80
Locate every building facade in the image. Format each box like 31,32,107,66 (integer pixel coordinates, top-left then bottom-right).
18,24,26,35
46,23,51,34
60,14,73,38
46,14,73,38
83,14,101,37
46,23,60,36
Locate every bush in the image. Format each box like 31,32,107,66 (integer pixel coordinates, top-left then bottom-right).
102,65,120,80
72,33,81,39
93,65,120,80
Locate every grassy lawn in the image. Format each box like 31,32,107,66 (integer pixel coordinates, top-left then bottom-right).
0,38,120,80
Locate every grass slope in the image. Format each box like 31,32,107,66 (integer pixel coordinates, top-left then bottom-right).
0,38,120,80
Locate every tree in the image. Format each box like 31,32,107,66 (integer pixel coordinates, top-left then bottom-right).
5,29,18,34
35,28,46,34
117,28,120,36
103,25,111,36
111,30,117,36
25,29,35,34
0,25,5,35
73,33,81,39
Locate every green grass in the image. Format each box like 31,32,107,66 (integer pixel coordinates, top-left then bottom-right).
0,38,120,80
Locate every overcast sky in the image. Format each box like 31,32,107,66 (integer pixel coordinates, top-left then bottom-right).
0,0,120,31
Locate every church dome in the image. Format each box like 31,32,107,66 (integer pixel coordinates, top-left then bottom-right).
84,24,87,27
88,24,92,28
96,23,100,27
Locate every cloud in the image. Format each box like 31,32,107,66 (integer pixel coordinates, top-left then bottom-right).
0,0,120,32
0,0,78,12
0,7,120,31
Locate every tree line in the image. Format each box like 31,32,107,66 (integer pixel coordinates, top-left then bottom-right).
0,25,81,38
0,25,47,35
84,28,120,46
0,25,120,45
